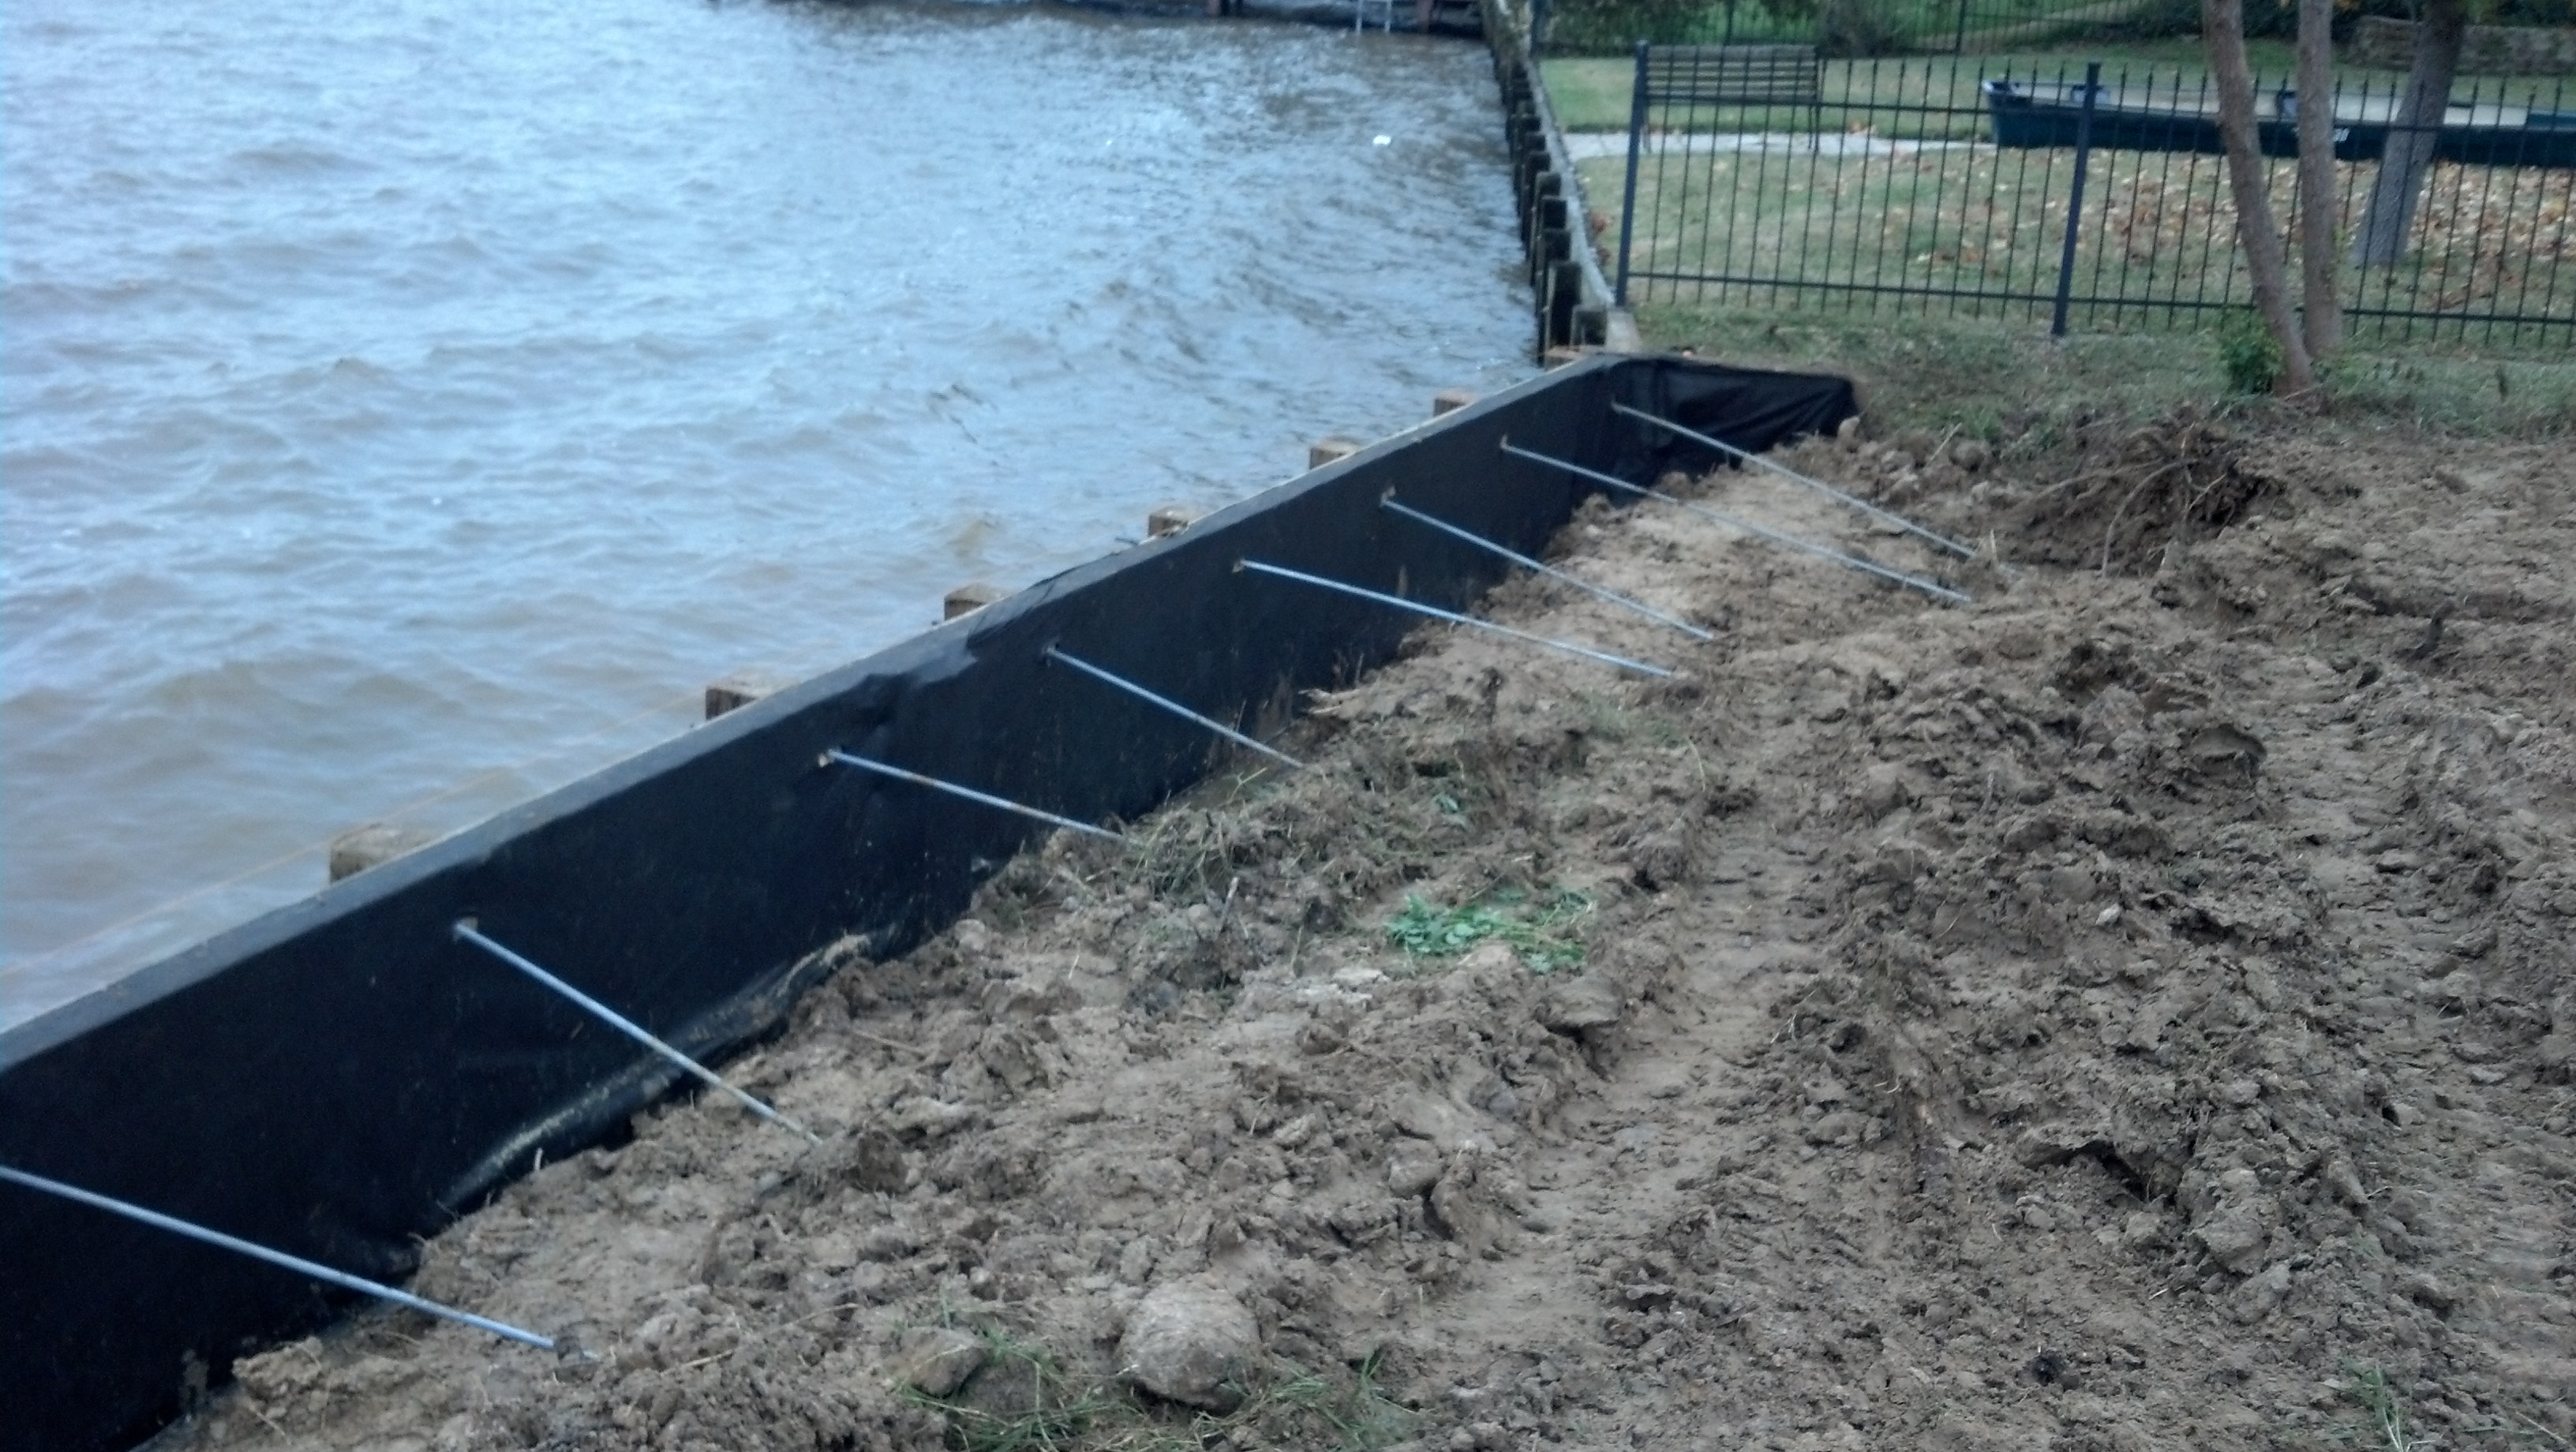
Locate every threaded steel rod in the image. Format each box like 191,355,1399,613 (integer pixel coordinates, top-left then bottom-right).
1610,402,1976,559
0,1164,555,1349
1500,441,1970,606
1236,559,1676,678
1044,647,1302,769
822,750,1125,842
453,922,818,1145
1381,496,1714,642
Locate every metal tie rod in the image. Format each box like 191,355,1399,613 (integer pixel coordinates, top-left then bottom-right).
823,750,1126,842
1609,402,1976,560
452,921,818,1146
1381,496,1714,643
0,1164,555,1349
1499,442,1971,606
1236,559,1675,678
1044,647,1303,769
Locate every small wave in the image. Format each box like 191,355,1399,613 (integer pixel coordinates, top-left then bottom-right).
227,141,371,174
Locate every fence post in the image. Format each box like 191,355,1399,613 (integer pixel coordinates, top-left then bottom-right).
1615,41,1649,307
2050,61,2102,338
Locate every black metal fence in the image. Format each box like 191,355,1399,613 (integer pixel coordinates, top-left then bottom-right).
1606,52,2575,344
1539,0,2203,55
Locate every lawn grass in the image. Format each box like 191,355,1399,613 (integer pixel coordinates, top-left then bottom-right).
1620,303,2576,438
1577,141,2574,346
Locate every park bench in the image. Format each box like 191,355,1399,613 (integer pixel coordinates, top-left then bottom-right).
1643,43,1824,137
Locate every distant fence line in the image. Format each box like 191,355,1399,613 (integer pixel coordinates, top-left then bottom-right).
1539,0,2207,56
1606,52,2574,345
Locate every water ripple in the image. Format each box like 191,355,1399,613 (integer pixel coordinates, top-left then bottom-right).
0,0,1531,1025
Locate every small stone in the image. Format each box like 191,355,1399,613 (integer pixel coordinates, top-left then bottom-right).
2046,864,2097,904
889,1327,986,1398
2193,1206,2271,1274
1854,763,1914,821
2216,1079,2261,1108
2231,1262,2291,1325
1537,976,1623,1034
2398,1271,2456,1313
1118,1280,1260,1410
1804,1110,1867,1147
1387,1143,1445,1198
2095,904,2123,927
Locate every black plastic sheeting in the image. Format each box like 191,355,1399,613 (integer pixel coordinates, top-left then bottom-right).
0,355,1854,1452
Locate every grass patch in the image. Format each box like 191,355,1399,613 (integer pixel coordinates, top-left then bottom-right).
900,1326,1114,1452
1582,144,2573,346
1247,1353,1415,1452
1617,303,2576,439
1386,888,1594,973
2331,1364,2418,1452
900,1323,1413,1452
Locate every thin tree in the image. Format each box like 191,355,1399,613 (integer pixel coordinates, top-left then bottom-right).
2294,0,2344,357
2205,0,2318,395
2351,0,2469,268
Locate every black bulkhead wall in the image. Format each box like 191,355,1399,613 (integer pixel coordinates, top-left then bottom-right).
0,355,1852,1452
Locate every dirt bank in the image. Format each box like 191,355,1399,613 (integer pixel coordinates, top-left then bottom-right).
163,411,2574,1452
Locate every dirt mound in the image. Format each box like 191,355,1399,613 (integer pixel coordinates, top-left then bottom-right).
162,417,2574,1452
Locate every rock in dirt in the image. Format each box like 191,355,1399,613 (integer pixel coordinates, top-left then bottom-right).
888,1327,986,1398
2192,1204,2272,1274
1117,1280,1259,1410
1537,975,1623,1035
1387,1088,1510,1153
1387,1141,1446,1197
2231,1262,2291,1325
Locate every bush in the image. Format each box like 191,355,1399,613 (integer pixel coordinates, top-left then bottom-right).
1813,0,1916,52
1545,0,1733,49
2218,310,2286,395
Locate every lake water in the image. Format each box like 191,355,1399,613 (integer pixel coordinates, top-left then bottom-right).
0,0,1531,1028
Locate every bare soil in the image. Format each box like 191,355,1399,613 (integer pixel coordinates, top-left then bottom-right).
164,411,2576,1452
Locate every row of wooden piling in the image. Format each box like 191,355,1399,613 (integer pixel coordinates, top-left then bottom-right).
1488,21,1607,357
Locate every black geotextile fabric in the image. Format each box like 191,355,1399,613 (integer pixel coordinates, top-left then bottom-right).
0,354,1854,1452
1607,360,1859,483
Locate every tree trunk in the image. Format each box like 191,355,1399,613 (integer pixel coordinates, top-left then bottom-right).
2295,0,2343,357
2349,0,2467,269
2206,0,2318,396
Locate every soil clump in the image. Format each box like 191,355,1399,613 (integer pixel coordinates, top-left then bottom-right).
163,413,2575,1452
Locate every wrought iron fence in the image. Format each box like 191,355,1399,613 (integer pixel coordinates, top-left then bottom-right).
1538,0,2202,55
1604,52,2575,343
